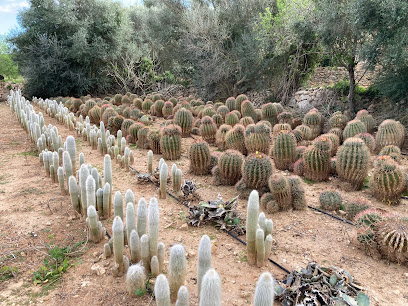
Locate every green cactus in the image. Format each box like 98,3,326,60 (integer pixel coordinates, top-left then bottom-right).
225,112,239,126
189,140,211,175
329,128,343,143
268,175,292,211
174,108,193,137
126,263,146,296
133,98,143,109
121,119,135,137
226,97,236,111
343,119,367,140
336,137,370,189
356,133,376,153
379,145,401,163
162,101,174,118
295,124,312,141
303,109,322,139
217,105,230,119
137,127,150,149
160,125,182,160
155,274,171,306
154,100,165,117
241,100,257,122
261,103,278,126
212,113,223,128
356,110,376,133
198,235,212,299
200,116,217,144
147,130,161,154
329,111,347,129
241,152,273,190
225,124,246,154
277,111,293,126
371,156,406,205
376,119,405,150
235,94,248,113
199,269,221,306
169,244,187,302
212,150,243,186
346,198,370,220
201,107,216,118
142,99,153,112
253,272,275,306
107,115,124,136
129,108,141,121
272,131,297,170
215,124,232,151
260,193,279,213
245,123,271,154
246,190,259,265
303,137,332,181
240,116,255,127
272,123,291,137
319,190,342,211
288,176,306,210
320,133,340,156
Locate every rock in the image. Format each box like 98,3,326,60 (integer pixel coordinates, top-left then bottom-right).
240,291,250,298
91,264,105,276
180,223,188,231
225,244,232,251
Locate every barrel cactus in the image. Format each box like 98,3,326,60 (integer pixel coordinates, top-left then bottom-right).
240,116,255,127
346,198,370,220
336,137,370,190
189,140,211,175
343,119,367,140
376,119,405,150
212,150,243,186
137,127,150,149
129,122,144,142
272,131,297,170
225,124,246,155
245,123,271,154
356,110,375,133
268,175,292,211
295,124,312,141
142,99,153,112
272,123,291,137
162,101,174,118
303,109,323,139
108,115,124,136
288,176,306,210
329,111,347,129
121,119,135,137
319,190,342,211
215,124,232,151
260,193,279,214
235,94,248,113
241,100,257,122
371,156,406,205
200,116,217,144
356,133,376,153
239,152,273,190
277,111,293,126
261,103,278,126
226,97,236,111
217,105,229,119
154,100,165,117
303,137,332,181
379,145,401,163
147,130,161,154
225,112,239,126
174,108,193,137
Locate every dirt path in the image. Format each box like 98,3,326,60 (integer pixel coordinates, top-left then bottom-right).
0,100,407,305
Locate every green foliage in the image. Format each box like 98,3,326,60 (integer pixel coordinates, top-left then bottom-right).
0,36,19,81
0,266,18,282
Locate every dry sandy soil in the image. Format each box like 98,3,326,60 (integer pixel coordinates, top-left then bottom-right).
0,100,407,305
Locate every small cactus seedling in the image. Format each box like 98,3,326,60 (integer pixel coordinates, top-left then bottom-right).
155,274,171,306
199,269,221,306
253,272,275,306
169,244,187,302
126,263,146,296
346,198,370,220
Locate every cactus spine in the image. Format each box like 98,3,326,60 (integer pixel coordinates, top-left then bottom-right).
198,235,212,298
168,244,187,302
155,274,171,306
253,272,275,306
199,269,221,306
126,263,146,295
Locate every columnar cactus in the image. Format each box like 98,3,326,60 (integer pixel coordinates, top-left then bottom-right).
175,286,189,306
212,150,243,186
200,116,217,144
174,108,193,137
356,109,375,133
303,137,332,181
126,203,136,244
86,205,105,243
336,137,370,190
158,242,165,273
256,228,265,267
198,235,212,298
272,131,297,170
126,263,146,296
244,123,271,154
112,216,126,276
104,154,112,215
68,176,80,213
241,152,273,190
85,175,96,216
151,256,160,277
319,190,342,211
168,244,187,302
79,164,89,214
343,119,367,140
102,182,110,218
253,272,275,306
376,119,405,150
199,269,221,306
160,125,182,160
137,197,148,238
189,140,211,175
215,124,232,150
66,135,77,174
148,198,160,257
155,274,171,306
148,150,153,174
114,191,123,220
57,166,65,195
173,168,182,194
129,229,141,263
141,234,150,272
246,191,259,265
371,157,406,205
225,112,239,126
225,124,247,156
160,163,168,199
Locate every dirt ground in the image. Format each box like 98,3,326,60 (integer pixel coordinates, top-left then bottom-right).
0,100,407,305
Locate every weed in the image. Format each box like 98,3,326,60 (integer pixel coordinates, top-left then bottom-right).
237,251,248,262
0,266,18,281
17,150,38,157
302,178,315,185
178,211,188,223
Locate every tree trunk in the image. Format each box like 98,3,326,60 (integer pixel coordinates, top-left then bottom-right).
347,63,356,115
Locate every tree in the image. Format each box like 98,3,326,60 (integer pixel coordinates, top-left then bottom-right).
0,36,19,81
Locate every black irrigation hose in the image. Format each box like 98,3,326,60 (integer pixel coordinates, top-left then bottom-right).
129,165,292,274
307,205,354,226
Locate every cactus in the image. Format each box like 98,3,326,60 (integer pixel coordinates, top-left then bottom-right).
102,182,110,218
158,242,165,272
126,202,136,244
85,175,96,216
272,123,291,137
198,235,212,298
174,108,193,137
240,116,255,127
126,263,146,295
160,125,182,160
201,107,216,118
150,255,160,277
129,122,144,142
320,133,340,156
371,156,406,205
148,198,160,258
148,130,161,154
155,274,171,306
356,109,375,133
379,145,401,163
261,103,278,125
272,131,297,170
112,216,125,275
57,166,65,195
225,124,246,154
246,190,259,265
68,176,80,213
303,109,322,139
212,150,243,186
241,100,257,121
162,101,174,118
215,124,232,150
336,137,370,189
104,154,112,215
137,197,147,238
225,112,239,126
142,99,153,112
256,228,265,267
147,150,153,174
226,97,236,111
121,119,135,137
189,140,211,175
260,192,279,213
295,124,312,141
268,175,292,211
303,137,331,182
159,163,168,199
346,198,370,220
173,168,182,194
199,268,221,306
217,105,230,119
355,133,376,153
102,108,118,125
278,111,293,126
86,205,104,243
79,164,89,215
137,127,150,149
244,123,271,154
235,94,248,113
168,244,186,302
375,217,408,263
114,191,123,220
154,99,165,117
376,119,405,150
241,152,273,190
125,189,135,205
319,190,342,211
253,272,275,306
200,116,217,144
129,229,141,263
212,113,223,128
141,234,150,272
264,234,273,260
288,176,306,210
328,111,347,130
343,119,367,140
175,286,189,306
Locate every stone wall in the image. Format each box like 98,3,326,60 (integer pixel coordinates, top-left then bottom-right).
288,87,339,113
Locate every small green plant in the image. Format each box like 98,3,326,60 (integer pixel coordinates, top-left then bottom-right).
302,178,315,185
0,266,18,281
178,211,188,223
